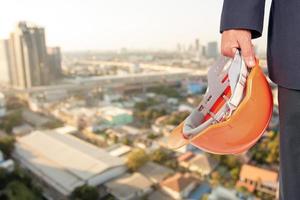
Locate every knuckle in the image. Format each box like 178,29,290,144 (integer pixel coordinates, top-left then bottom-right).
221,47,232,57
239,43,252,56
241,46,252,57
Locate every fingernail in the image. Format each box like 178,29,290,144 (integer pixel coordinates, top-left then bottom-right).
248,57,255,67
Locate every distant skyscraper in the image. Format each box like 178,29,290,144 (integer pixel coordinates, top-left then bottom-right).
9,22,49,88
177,43,182,52
0,40,12,84
202,46,206,57
47,47,62,81
195,39,200,52
0,93,6,117
206,41,218,59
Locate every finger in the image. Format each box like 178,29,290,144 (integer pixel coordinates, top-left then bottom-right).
231,47,238,56
238,38,255,67
221,44,239,58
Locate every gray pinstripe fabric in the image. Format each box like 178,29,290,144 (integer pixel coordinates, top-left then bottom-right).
278,86,300,200
221,0,300,90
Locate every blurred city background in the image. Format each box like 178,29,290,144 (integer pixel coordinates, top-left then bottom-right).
0,1,278,200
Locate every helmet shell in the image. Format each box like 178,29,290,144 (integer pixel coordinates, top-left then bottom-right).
167,65,273,155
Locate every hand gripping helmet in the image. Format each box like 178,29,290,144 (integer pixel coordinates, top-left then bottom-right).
167,51,273,154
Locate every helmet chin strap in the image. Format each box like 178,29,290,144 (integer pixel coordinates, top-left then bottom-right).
182,51,248,138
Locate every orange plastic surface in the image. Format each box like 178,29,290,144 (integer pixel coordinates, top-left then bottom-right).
167,64,273,155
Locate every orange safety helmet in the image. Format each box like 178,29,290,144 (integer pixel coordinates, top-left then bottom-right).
167,51,273,155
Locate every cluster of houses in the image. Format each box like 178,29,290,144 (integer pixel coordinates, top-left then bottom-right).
0,88,281,200
7,105,280,200
7,125,278,200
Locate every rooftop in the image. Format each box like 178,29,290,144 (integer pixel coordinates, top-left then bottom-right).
138,161,174,183
99,106,132,117
105,172,153,199
209,186,240,200
148,190,174,200
177,151,194,162
160,173,198,192
14,130,126,196
240,164,278,188
188,154,218,171
53,125,77,135
22,110,51,127
119,125,140,135
107,144,132,157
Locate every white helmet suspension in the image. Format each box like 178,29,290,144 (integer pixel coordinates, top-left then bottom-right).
183,51,249,138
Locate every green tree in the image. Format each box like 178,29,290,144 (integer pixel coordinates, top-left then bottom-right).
71,185,99,200
43,120,64,129
210,171,221,186
77,117,87,131
2,181,41,200
266,135,279,164
0,110,23,133
221,155,241,169
126,148,148,171
251,131,279,165
236,186,251,196
0,167,42,199
150,148,168,163
0,136,15,157
149,148,178,169
122,137,132,146
134,102,147,111
163,111,189,126
134,108,167,127
230,167,240,182
147,133,158,139
0,168,9,189
6,97,27,110
201,194,209,200
149,86,180,98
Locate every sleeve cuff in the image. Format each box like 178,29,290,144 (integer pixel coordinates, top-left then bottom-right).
220,0,265,39
220,25,262,39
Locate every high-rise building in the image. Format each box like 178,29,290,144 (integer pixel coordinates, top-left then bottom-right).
0,40,12,85
47,47,62,82
206,41,218,59
9,22,49,88
0,93,6,117
202,46,206,57
176,43,182,52
195,39,200,52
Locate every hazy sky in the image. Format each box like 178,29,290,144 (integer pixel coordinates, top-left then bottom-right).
0,0,271,51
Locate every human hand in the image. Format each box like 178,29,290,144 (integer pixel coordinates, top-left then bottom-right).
221,29,256,67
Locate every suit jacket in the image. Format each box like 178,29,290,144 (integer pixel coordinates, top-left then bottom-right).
221,0,300,90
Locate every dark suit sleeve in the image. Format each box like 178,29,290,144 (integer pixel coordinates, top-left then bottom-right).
220,0,266,39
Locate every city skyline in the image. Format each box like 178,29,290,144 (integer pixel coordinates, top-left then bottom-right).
1,0,271,52
0,22,62,88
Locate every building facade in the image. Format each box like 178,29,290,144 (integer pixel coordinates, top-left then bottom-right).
0,93,6,117
14,130,127,199
47,47,62,82
9,22,49,88
0,40,12,85
206,41,218,59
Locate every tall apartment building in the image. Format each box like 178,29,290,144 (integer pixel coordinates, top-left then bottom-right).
9,22,49,88
206,41,218,59
0,40,12,85
47,47,62,82
195,39,200,52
